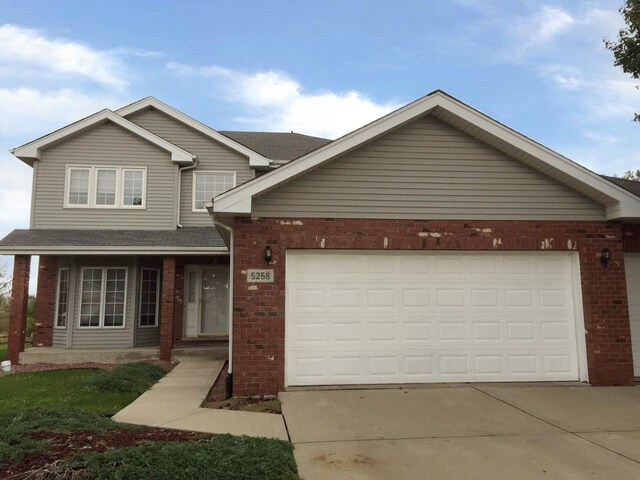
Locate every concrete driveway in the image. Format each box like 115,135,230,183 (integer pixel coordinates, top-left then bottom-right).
280,385,640,480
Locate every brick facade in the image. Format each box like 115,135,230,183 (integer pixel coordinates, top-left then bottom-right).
7,255,31,364
623,223,640,253
32,255,58,347
159,256,177,361
232,218,635,395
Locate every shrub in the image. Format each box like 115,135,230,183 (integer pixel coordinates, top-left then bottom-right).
85,363,166,395
58,434,298,480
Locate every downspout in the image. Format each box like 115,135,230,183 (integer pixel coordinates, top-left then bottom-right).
176,158,199,228
209,214,234,399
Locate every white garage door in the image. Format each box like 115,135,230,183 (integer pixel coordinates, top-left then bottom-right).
625,254,640,377
286,251,584,386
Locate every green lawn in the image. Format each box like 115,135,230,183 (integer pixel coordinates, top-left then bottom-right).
0,369,144,415
0,364,299,479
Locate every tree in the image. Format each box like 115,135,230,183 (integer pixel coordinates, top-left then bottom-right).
604,0,640,122
615,169,640,180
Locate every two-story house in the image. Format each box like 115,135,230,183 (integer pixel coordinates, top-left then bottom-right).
2,90,640,397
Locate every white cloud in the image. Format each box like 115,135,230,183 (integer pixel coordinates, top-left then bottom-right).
167,63,400,138
0,88,123,136
0,24,128,90
540,64,585,89
513,5,575,58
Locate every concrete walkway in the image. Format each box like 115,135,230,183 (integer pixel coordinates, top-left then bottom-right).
113,356,288,440
282,385,640,479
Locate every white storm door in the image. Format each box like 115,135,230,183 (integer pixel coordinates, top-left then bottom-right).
199,266,229,335
625,254,640,376
286,250,584,387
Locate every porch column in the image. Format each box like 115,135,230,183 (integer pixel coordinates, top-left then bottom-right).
160,256,176,361
32,255,58,347
7,255,31,364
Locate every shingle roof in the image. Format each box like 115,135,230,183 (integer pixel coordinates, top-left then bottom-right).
0,227,227,254
603,176,640,197
219,131,332,161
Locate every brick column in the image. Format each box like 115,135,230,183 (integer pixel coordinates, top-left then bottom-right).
173,263,185,342
32,256,58,347
7,255,31,364
159,256,176,361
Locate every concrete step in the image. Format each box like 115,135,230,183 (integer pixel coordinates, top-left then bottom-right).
171,346,228,360
19,347,160,364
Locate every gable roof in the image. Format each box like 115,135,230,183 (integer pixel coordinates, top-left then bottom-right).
11,109,196,166
603,176,640,198
116,97,271,168
219,131,332,161
214,90,640,221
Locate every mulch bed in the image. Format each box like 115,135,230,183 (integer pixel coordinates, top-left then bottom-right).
206,361,229,402
0,360,175,377
1,428,205,479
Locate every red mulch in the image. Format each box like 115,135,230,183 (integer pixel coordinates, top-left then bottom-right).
0,360,175,377
1,428,205,479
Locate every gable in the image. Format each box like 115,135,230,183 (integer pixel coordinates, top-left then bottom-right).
253,116,605,221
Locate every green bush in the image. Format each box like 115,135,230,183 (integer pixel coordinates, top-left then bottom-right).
59,434,298,480
85,363,166,395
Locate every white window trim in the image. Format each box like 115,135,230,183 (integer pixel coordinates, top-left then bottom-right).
77,266,128,329
64,166,92,208
138,268,160,328
64,165,147,209
54,267,70,329
192,170,236,213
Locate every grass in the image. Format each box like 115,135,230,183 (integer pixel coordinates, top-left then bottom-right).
0,363,167,415
0,408,134,465
56,434,298,480
0,344,5,363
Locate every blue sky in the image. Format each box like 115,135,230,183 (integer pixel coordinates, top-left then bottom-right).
0,0,639,290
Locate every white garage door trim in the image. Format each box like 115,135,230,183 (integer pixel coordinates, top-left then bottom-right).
285,250,588,387
625,253,640,377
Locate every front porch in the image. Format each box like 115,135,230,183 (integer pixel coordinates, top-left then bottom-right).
4,252,231,365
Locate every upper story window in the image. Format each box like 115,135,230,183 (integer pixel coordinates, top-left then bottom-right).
193,171,236,212
64,166,146,209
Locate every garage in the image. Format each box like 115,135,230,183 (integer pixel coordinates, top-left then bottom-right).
625,254,640,376
285,250,586,386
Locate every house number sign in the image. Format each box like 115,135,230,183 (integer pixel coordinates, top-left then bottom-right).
247,269,274,283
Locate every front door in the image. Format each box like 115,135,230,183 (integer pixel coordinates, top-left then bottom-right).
184,265,229,337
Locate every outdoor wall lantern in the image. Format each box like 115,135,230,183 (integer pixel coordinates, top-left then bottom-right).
264,245,273,264
600,248,611,267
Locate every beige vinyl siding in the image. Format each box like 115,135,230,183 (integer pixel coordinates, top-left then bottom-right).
32,121,177,230
253,116,605,220
69,256,136,349
126,108,253,226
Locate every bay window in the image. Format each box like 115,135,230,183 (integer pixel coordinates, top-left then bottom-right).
55,268,70,328
79,267,127,328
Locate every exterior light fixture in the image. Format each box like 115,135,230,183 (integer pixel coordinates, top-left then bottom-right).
600,248,611,267
264,246,273,264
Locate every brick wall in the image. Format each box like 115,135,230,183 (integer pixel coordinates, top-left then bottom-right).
232,218,635,395
623,223,640,253
7,255,31,364
159,256,176,361
32,255,58,347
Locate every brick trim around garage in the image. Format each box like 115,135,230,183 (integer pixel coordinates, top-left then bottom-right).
232,218,635,395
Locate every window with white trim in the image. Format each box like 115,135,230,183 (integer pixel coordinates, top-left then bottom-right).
65,166,146,209
68,168,90,205
139,268,160,327
193,171,235,211
55,268,70,328
79,267,127,328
